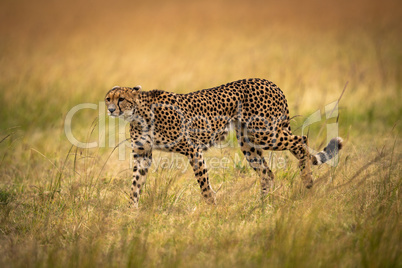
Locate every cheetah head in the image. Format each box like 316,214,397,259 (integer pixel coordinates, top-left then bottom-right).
104,85,142,120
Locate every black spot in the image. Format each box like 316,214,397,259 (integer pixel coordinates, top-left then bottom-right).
135,141,143,146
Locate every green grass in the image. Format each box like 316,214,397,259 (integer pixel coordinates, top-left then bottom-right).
0,0,401,267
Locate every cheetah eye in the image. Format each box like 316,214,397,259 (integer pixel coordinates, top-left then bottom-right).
118,97,125,102
106,97,110,102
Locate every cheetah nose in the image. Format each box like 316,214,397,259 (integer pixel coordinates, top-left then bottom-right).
108,107,116,113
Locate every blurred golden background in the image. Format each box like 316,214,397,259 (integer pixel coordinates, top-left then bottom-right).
1,1,401,97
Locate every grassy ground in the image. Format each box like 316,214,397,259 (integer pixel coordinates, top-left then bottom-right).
0,0,401,267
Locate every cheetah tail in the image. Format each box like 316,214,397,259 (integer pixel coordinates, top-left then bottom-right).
311,137,343,165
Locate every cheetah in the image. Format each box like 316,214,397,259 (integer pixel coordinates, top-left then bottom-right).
105,78,343,208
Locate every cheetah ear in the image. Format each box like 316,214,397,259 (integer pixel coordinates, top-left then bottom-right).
132,85,142,91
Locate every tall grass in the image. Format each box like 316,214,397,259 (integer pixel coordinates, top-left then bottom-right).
0,0,401,267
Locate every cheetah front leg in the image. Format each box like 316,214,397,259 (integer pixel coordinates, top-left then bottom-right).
130,127,153,208
131,151,152,208
188,149,216,204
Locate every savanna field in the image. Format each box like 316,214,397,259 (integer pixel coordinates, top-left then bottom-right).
0,0,401,267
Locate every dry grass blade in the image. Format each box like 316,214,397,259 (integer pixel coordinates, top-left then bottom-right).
329,153,385,192
0,134,11,144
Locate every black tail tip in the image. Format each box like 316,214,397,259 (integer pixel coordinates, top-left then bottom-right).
328,137,343,151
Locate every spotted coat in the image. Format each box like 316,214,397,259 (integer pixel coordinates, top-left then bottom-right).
105,78,343,208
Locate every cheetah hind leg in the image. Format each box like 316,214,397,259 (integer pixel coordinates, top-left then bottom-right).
236,132,275,195
288,135,314,188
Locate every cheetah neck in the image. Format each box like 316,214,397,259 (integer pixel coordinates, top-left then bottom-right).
134,92,153,120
